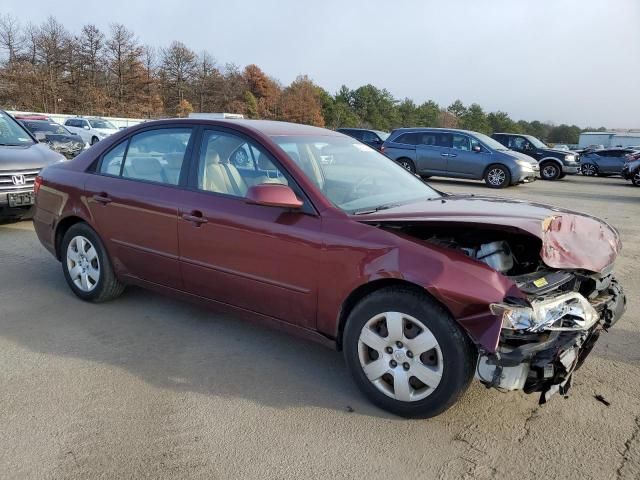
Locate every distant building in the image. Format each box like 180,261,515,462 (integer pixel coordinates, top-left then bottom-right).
578,131,640,148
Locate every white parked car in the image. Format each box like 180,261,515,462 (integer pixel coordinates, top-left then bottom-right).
63,118,119,145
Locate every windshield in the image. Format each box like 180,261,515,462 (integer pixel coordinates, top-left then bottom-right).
271,135,440,213
473,132,509,151
523,135,547,148
375,131,390,141
0,112,35,146
89,119,116,129
25,121,69,135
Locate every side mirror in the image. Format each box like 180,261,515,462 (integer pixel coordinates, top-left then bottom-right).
245,184,303,209
34,132,47,142
472,145,482,153
83,125,90,130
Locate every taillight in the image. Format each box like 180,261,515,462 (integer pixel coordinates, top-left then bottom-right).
34,175,43,194
380,145,385,153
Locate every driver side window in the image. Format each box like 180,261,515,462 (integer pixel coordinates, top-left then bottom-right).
511,137,531,150
197,130,288,198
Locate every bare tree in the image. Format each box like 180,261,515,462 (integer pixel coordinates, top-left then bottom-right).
160,41,196,114
0,14,23,62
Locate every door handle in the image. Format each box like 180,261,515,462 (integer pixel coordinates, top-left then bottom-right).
448,153,458,158
182,211,208,225
440,153,450,157
92,193,112,204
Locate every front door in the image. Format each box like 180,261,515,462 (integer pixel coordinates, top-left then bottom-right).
85,127,194,289
176,128,322,328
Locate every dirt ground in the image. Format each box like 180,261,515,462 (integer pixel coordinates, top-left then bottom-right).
1,175,638,479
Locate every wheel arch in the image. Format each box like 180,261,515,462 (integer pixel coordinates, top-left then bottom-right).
539,157,563,168
54,215,88,260
335,278,452,351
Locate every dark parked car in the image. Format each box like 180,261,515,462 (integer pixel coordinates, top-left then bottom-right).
381,128,539,188
491,133,580,180
33,119,626,418
0,111,64,220
622,158,640,186
20,120,87,159
336,128,389,151
580,148,637,176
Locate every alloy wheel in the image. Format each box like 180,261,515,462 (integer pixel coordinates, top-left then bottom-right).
633,172,640,186
487,168,506,186
582,164,597,176
358,311,443,402
400,160,414,173
66,235,101,292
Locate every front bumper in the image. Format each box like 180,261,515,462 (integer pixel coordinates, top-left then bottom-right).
561,163,581,174
515,165,540,183
477,278,626,403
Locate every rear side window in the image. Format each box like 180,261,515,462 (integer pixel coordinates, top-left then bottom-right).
122,129,192,185
393,133,420,145
98,128,192,185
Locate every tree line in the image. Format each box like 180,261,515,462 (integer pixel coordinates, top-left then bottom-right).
0,15,605,144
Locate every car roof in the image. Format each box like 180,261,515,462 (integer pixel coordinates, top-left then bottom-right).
390,127,480,136
138,118,342,137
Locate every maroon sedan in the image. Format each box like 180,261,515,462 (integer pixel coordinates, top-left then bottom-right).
33,119,626,417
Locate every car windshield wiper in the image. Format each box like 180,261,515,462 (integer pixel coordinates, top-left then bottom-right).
352,204,397,215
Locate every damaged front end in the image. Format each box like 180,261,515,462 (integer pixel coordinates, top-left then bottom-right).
362,199,627,404
479,271,625,403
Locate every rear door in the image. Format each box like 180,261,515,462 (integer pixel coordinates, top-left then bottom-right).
416,131,451,174
175,128,322,329
85,126,194,289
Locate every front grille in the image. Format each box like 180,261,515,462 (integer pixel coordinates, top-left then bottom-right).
0,169,39,192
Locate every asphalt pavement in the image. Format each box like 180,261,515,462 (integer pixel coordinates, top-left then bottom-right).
1,175,638,479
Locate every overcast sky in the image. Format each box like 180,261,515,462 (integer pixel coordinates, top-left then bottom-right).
4,0,640,127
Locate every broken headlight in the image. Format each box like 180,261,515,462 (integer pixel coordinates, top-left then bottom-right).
491,293,599,332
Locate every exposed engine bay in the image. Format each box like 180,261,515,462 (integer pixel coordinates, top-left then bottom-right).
379,222,627,403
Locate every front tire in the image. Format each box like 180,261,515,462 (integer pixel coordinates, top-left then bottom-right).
343,287,476,418
484,165,511,188
90,136,99,145
61,223,125,302
582,163,598,176
632,171,640,187
540,162,561,180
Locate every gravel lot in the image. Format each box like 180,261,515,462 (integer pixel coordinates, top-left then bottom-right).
1,175,638,479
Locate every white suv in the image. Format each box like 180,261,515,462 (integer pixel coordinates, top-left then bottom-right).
64,118,119,145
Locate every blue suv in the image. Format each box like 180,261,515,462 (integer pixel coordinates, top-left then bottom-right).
381,128,539,188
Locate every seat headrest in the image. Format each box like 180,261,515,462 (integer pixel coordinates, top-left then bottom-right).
164,152,184,167
257,153,277,170
206,151,221,165
129,157,163,175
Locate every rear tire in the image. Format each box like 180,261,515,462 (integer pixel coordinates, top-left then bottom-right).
484,164,511,188
632,171,640,187
397,158,416,174
343,287,476,418
61,223,125,302
540,162,561,180
90,136,99,145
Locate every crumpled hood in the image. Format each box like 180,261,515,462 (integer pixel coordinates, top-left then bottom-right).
356,194,621,273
